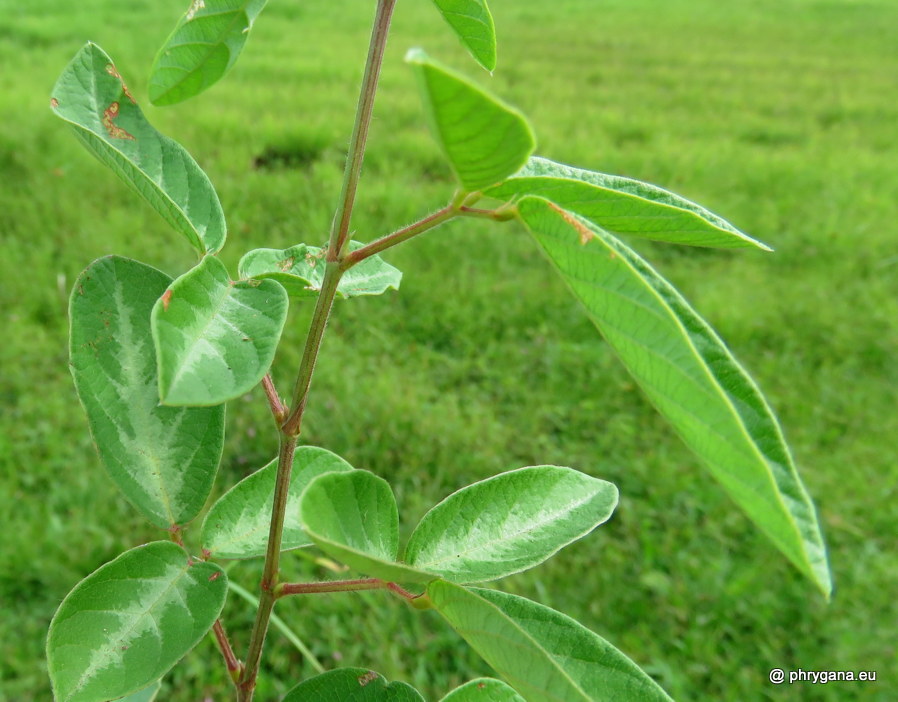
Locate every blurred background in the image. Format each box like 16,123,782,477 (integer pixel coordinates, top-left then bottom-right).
1,0,896,699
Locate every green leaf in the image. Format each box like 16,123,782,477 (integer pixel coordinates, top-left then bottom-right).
429,581,673,702
283,668,424,702
70,256,224,528
51,43,226,255
151,255,288,406
429,0,497,72
238,241,402,300
487,157,769,250
149,0,268,106
405,48,535,192
118,680,162,702
405,466,618,583
517,196,831,596
47,542,227,702
202,446,355,559
440,678,524,702
300,471,438,584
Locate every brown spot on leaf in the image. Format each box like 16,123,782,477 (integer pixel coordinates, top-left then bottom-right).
547,201,596,245
208,571,221,582
357,671,378,687
105,63,136,103
278,256,295,272
161,289,172,311
478,682,485,689
50,97,59,108
102,102,135,141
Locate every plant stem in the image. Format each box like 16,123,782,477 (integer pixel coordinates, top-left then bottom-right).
261,373,287,423
212,619,242,684
238,4,398,697
281,263,342,437
229,581,325,674
277,577,418,601
330,0,397,256
341,204,459,268
237,2,400,695
237,435,297,701
459,204,519,221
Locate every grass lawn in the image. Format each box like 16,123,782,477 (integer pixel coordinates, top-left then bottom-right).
1,0,896,699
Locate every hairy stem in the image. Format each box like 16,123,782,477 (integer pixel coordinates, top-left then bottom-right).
342,204,460,268
237,3,398,697
277,578,418,601
261,373,287,423
237,435,296,701
213,619,242,684
282,263,341,436
331,0,397,256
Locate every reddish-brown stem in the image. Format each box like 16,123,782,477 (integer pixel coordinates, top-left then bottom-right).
261,373,287,423
330,0,397,256
167,525,184,547
239,3,402,698
386,582,418,600
276,577,419,601
238,435,297,700
342,204,459,269
213,619,243,684
459,203,519,221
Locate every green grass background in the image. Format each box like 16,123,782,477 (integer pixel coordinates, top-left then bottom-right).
2,0,896,699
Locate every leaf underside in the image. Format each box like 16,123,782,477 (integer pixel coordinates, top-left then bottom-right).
283,668,425,702
300,471,438,584
47,542,227,702
70,256,224,528
487,156,771,250
202,446,355,559
405,466,618,583
151,255,289,406
51,42,226,254
429,0,497,72
517,197,830,596
406,48,535,192
238,241,402,300
429,581,673,701
149,0,269,105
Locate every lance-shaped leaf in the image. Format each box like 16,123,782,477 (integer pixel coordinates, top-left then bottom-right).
238,241,402,300
283,668,425,702
440,678,524,702
300,471,438,584
202,446,355,559
149,0,269,106
429,581,673,702
406,48,535,192
429,0,497,72
47,542,227,702
405,466,618,583
51,43,226,254
487,157,770,250
70,256,224,528
151,255,288,406
517,197,831,596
